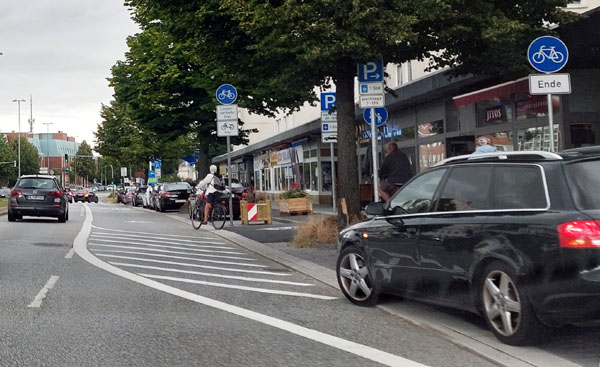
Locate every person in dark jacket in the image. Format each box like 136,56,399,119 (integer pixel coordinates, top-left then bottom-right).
379,142,413,201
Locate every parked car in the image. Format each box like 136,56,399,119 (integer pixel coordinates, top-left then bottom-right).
119,186,137,205
154,182,190,212
336,150,600,346
143,185,155,209
7,175,69,222
0,187,11,198
64,187,74,203
132,185,147,207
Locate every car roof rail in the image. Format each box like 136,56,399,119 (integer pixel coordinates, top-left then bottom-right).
435,151,563,166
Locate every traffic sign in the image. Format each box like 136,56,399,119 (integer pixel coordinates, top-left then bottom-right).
359,95,385,108
358,61,384,82
363,108,388,126
217,120,239,137
321,111,337,122
321,132,337,143
529,74,571,95
120,167,127,177
217,104,238,121
527,36,569,73
155,168,161,178
216,84,238,105
320,92,336,111
321,123,338,132
359,82,384,95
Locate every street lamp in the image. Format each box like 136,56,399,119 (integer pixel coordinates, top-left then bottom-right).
42,122,53,169
12,99,26,177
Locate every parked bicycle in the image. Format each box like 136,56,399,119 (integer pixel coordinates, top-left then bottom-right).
190,189,227,230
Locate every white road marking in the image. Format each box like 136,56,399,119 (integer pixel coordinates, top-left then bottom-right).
76,205,427,367
257,226,295,231
124,220,154,223
138,273,333,299
88,238,249,259
89,246,265,267
94,253,290,276
92,225,216,240
64,248,75,259
90,233,228,247
91,232,230,246
110,262,311,286
28,276,60,308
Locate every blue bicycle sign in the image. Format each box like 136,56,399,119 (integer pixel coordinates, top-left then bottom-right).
527,36,568,73
216,84,238,105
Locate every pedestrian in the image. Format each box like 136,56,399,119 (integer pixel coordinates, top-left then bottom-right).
378,142,413,202
196,165,223,224
473,135,497,154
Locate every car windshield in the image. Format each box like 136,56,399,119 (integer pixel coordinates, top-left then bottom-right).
16,178,56,190
163,183,189,191
564,159,600,210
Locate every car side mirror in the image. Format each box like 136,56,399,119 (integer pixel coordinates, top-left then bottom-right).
365,202,385,216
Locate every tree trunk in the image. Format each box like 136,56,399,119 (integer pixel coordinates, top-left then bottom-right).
334,59,361,228
196,143,210,182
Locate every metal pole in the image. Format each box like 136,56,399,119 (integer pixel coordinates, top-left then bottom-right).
227,136,233,226
547,94,555,152
370,107,379,202
330,143,336,212
13,99,26,177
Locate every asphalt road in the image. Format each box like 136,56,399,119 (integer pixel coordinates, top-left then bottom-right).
0,198,497,367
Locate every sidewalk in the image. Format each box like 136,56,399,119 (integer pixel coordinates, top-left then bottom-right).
269,200,336,224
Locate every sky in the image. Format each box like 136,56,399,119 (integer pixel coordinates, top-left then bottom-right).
0,0,140,149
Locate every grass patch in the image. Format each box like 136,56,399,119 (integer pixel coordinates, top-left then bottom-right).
0,198,7,207
105,192,118,204
290,215,339,248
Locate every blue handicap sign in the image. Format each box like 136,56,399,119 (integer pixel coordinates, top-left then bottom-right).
216,84,238,105
527,36,569,73
357,61,384,82
320,92,336,111
363,107,388,127
323,124,329,131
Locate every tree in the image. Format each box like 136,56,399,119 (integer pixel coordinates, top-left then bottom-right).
124,0,574,223
73,141,95,184
10,137,40,176
0,134,17,186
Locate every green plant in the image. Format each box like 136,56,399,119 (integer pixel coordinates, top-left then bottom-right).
280,188,308,200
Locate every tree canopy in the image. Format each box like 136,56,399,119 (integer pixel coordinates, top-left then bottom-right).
10,137,40,177
0,134,17,186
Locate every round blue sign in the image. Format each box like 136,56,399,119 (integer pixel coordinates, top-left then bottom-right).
527,36,569,73
216,84,238,105
363,107,388,126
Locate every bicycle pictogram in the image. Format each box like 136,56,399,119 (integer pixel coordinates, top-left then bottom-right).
218,89,235,100
220,123,235,130
531,46,565,64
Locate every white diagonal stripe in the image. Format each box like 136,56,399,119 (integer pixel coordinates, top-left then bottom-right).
91,232,228,247
94,253,290,276
89,238,248,258
110,262,309,286
89,246,265,267
138,273,336,300
91,225,215,240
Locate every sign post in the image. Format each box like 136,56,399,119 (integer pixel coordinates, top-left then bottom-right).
527,36,569,152
320,92,337,212
216,84,238,226
358,61,384,202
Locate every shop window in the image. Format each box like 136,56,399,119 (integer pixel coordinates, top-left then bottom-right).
274,167,281,191
445,101,459,132
475,132,514,152
303,150,310,160
322,161,332,191
515,95,560,124
263,168,272,191
311,162,318,191
302,163,311,190
570,123,597,148
254,170,261,191
475,96,513,127
419,141,446,171
310,149,318,158
418,120,443,137
517,125,562,151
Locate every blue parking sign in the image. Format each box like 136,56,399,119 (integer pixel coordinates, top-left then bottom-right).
320,93,336,111
358,61,384,82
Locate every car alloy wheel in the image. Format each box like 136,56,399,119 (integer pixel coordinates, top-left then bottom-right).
336,246,379,306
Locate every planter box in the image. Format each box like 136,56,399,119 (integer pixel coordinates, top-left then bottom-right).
240,200,272,225
279,197,312,215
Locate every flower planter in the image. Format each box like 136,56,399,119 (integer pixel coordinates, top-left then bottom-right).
279,197,312,215
240,200,272,225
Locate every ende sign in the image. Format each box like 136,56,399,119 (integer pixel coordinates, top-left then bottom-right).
486,106,503,123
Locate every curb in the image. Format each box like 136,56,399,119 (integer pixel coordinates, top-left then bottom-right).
0,208,7,216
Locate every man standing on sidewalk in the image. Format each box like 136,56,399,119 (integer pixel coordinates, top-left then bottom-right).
378,142,413,202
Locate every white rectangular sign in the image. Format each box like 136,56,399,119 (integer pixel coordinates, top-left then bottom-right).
120,167,127,177
321,132,337,144
217,120,239,137
359,82,384,95
321,122,337,132
321,111,337,122
359,95,385,108
217,104,238,121
529,74,571,95
155,168,161,178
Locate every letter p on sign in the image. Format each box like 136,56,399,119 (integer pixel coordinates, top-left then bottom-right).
320,92,337,111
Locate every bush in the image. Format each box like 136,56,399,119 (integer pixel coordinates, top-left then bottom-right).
280,188,308,199
290,215,338,248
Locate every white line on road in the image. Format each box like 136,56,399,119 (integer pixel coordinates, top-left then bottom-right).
90,233,228,247
64,248,75,259
91,232,230,246
91,225,216,240
110,262,312,286
89,246,267,267
77,204,427,367
94,253,291,276
138,273,332,299
257,226,295,231
28,276,60,308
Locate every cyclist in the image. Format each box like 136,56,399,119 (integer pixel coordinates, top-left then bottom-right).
196,165,223,224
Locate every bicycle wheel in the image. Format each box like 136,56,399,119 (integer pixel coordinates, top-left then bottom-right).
191,202,204,230
212,204,227,230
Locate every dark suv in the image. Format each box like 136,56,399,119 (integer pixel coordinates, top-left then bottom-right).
7,175,69,222
336,150,600,345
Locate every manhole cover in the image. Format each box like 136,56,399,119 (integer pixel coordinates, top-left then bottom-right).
33,242,71,248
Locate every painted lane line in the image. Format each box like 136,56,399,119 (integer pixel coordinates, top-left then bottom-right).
110,262,312,286
88,238,251,259
64,248,75,259
89,246,268,268
28,276,60,308
91,225,216,240
91,232,230,246
90,233,228,247
138,273,332,299
77,204,427,367
94,253,291,276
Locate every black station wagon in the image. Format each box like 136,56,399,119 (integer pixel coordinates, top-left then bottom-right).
336,150,600,345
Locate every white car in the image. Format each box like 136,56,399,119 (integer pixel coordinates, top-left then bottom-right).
143,185,154,209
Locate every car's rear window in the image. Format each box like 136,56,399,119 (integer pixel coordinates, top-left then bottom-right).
126,187,136,193
16,178,56,190
565,159,600,210
164,183,189,191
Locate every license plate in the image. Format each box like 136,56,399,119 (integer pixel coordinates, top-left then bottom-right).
175,199,186,203
28,195,45,200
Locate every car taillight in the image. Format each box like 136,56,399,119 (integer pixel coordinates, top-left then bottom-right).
161,193,171,197
558,220,600,248
221,200,227,204
127,193,132,197
49,190,63,198
10,190,22,197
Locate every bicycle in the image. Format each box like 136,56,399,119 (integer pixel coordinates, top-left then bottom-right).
218,89,235,100
532,46,564,64
190,191,227,230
